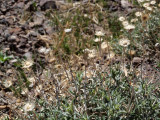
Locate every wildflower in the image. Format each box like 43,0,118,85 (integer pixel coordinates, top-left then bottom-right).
137,0,145,3
124,24,135,30
107,51,115,59
94,37,102,42
22,60,33,69
21,88,29,95
101,42,109,50
155,43,160,47
3,79,12,88
35,84,43,93
141,14,149,22
118,16,125,21
119,38,130,47
143,3,150,8
131,18,138,23
64,28,72,33
122,21,129,27
150,1,156,5
28,77,36,87
135,12,142,17
84,14,88,17
38,47,50,54
95,30,105,36
88,49,97,59
146,6,153,11
23,102,35,112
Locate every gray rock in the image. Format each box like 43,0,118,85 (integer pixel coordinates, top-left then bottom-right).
40,0,57,11
8,35,17,42
132,57,142,64
33,12,45,26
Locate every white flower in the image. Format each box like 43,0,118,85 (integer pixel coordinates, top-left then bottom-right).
23,102,35,112
118,16,125,21
150,1,156,5
64,28,72,33
137,0,145,3
94,37,103,42
107,51,115,59
38,47,50,54
88,49,97,59
124,24,135,30
155,43,160,47
28,77,36,87
131,18,138,23
21,88,29,95
34,84,43,96
135,12,142,17
95,30,105,36
38,47,46,53
84,14,88,17
119,38,130,47
3,80,12,88
22,60,33,69
146,6,153,11
35,84,43,93
143,3,150,8
122,21,129,27
101,42,109,50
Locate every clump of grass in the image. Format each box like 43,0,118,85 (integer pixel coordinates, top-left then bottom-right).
0,51,12,64
24,66,160,120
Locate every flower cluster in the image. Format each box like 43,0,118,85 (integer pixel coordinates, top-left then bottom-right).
137,0,156,11
118,16,135,30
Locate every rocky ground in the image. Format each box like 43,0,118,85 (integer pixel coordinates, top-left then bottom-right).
0,0,160,119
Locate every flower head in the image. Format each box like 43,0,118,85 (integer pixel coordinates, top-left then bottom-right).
38,47,50,54
87,49,97,59
64,28,72,33
122,21,129,27
118,16,125,21
35,84,43,93
137,0,145,3
95,30,105,36
119,38,130,47
21,88,29,95
28,77,36,87
150,1,156,5
22,60,33,69
143,3,150,8
101,42,109,50
23,102,35,113
135,12,142,17
141,14,149,22
124,24,135,30
3,79,12,88
94,37,102,42
146,6,153,11
107,51,115,59
131,18,138,23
